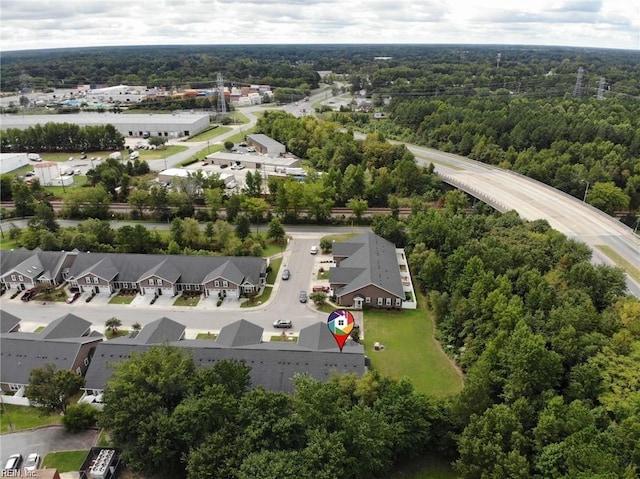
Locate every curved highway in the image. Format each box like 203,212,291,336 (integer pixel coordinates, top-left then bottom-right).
405,144,640,297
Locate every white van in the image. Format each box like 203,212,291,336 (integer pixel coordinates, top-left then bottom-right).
27,153,42,162
108,152,122,160
130,151,140,160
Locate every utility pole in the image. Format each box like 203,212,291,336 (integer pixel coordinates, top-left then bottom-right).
596,77,606,100
216,73,226,116
573,67,585,98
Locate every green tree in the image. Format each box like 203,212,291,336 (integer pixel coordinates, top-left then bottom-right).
128,188,150,218
26,363,85,414
148,136,167,148
266,217,285,244
347,198,368,224
204,188,223,220
63,402,99,433
101,346,196,476
586,181,630,215
28,201,59,232
235,214,251,240
244,170,263,197
242,197,269,233
105,317,122,335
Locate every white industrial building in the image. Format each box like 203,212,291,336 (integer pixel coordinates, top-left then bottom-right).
205,152,300,171
246,134,287,156
0,153,30,174
0,112,211,139
32,162,74,186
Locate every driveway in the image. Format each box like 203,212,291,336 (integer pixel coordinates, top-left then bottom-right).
0,425,98,469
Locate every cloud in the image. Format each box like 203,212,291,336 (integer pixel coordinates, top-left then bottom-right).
0,0,637,51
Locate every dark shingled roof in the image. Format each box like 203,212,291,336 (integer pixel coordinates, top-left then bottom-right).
0,312,103,385
0,248,74,283
0,310,21,333
67,252,265,287
330,231,404,299
84,319,365,394
39,314,91,339
130,317,185,344
216,319,263,347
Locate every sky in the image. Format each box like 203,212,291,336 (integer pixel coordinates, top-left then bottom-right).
1,0,638,52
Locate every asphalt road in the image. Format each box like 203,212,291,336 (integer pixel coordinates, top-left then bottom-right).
404,143,640,297
0,227,369,336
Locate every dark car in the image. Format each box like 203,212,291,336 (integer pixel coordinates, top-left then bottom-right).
3,453,22,472
21,288,36,301
282,269,290,280
273,319,293,329
66,292,81,304
299,291,308,303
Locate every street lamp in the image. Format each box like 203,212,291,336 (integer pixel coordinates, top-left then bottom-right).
581,180,590,203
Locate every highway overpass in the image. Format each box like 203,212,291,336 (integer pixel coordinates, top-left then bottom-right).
404,144,640,298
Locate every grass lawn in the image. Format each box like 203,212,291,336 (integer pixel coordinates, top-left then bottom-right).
108,293,137,304
196,332,218,340
0,235,20,250
173,294,201,307
270,334,298,342
105,329,130,340
136,145,188,160
1,404,61,433
596,244,640,283
363,295,463,398
42,450,87,472
389,454,459,479
187,126,233,142
241,286,273,308
266,257,283,284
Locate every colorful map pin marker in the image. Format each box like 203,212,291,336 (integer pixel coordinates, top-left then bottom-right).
327,309,355,351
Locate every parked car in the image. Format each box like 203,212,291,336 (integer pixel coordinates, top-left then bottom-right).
299,291,308,303
66,292,81,304
23,453,40,472
282,269,290,280
235,164,246,170
21,288,36,301
239,142,248,147
3,453,22,471
310,245,318,255
312,285,330,293
273,319,293,329
246,147,256,153
220,163,229,169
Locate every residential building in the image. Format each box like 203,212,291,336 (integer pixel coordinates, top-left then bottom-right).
0,313,103,396
84,318,365,395
329,231,406,309
1,250,267,300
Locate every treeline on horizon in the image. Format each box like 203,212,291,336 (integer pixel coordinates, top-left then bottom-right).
1,44,638,97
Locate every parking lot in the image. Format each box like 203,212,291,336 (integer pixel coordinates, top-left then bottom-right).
0,426,98,474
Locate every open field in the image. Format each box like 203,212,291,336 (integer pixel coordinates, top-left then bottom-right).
363,295,464,398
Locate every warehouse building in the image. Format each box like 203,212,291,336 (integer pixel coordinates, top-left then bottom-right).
0,112,211,139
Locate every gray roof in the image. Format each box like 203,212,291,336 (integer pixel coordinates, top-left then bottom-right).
297,322,342,351
216,319,263,347
130,317,185,344
330,231,404,299
67,252,265,287
84,319,365,394
246,133,285,149
0,310,21,333
39,314,92,339
1,313,103,385
0,338,92,384
0,248,72,283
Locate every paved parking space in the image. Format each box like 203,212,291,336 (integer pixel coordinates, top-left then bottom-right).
0,426,98,472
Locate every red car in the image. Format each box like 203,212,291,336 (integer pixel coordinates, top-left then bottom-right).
312,285,330,293
21,288,36,301
66,292,81,304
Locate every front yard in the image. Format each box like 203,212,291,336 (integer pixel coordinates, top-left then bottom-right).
173,293,201,307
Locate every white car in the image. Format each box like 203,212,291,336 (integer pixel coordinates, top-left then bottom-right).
24,453,40,472
310,245,318,255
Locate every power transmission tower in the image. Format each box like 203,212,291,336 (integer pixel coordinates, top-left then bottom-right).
573,67,585,98
596,77,606,100
216,73,227,115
